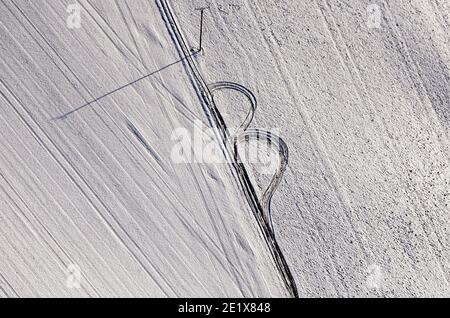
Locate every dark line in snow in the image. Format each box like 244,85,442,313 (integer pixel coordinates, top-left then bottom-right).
53,53,198,120
157,0,298,298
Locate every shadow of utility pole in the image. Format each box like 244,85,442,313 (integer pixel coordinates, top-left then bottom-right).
53,52,198,120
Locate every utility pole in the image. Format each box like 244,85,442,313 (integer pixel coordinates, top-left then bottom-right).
195,8,206,53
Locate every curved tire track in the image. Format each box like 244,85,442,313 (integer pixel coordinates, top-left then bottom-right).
158,0,298,298
208,81,257,132
233,129,289,235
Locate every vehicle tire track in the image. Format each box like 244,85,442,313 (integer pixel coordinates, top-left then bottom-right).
158,0,298,298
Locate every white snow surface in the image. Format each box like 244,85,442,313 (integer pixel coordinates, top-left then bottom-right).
0,0,289,297
1,0,450,297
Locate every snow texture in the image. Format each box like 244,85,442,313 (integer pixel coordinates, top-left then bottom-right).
1,0,449,297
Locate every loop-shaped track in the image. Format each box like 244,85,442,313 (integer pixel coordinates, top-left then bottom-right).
158,0,298,297
208,81,257,133
233,129,288,236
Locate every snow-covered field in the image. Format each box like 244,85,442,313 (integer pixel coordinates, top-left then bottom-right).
1,0,449,297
